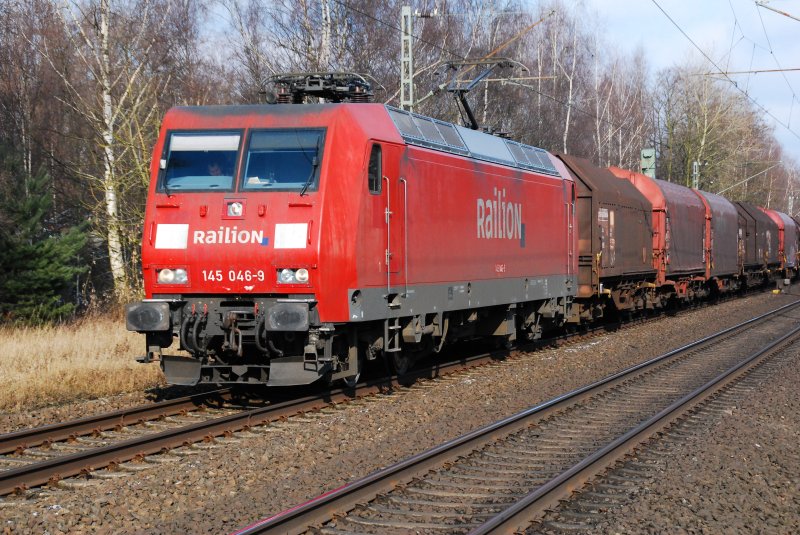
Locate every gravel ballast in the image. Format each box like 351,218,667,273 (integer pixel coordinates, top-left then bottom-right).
593,341,800,534
1,291,798,534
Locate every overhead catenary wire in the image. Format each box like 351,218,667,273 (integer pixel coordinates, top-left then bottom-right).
721,0,797,103
754,1,799,115
700,67,800,75
716,161,783,194
726,0,754,91
327,1,663,151
650,0,800,143
413,11,553,106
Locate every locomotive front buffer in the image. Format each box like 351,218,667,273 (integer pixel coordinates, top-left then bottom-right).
126,296,358,387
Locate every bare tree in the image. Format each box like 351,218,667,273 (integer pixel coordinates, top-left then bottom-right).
556,11,579,153
29,0,178,298
220,0,277,102
647,56,800,211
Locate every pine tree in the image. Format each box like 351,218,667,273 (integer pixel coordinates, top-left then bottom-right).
0,147,87,323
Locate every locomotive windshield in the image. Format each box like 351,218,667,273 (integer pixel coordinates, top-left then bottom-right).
241,129,325,192
161,132,240,191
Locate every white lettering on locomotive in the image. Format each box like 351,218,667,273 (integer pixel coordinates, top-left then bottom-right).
193,227,265,245
477,188,522,242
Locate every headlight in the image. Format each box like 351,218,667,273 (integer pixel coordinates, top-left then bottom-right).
227,202,243,217
277,268,310,284
278,268,295,283
174,269,188,283
157,268,188,284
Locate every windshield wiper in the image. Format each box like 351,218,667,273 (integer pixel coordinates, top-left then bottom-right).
299,134,322,197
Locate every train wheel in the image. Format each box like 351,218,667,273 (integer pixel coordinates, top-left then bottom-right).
390,351,413,375
341,373,359,388
341,353,364,388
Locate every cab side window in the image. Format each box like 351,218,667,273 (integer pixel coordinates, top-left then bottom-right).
368,144,382,194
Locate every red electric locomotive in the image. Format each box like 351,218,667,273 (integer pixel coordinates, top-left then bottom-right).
126,74,577,386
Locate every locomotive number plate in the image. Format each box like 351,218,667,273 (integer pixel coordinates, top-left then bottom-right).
202,269,266,282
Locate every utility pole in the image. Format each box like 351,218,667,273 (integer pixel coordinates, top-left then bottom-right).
692,161,700,189
400,6,414,111
756,1,800,23
400,6,545,112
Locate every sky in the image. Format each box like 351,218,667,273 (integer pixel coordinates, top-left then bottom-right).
582,0,800,164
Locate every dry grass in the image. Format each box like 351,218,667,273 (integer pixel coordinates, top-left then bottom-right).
0,315,164,411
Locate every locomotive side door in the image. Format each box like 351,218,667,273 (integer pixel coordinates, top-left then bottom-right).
380,142,406,306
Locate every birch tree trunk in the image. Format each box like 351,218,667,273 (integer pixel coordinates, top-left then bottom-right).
318,0,331,70
99,0,128,296
560,21,578,154
482,16,499,127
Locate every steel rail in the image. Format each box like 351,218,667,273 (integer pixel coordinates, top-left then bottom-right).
231,298,800,535
0,389,231,455
470,321,800,533
0,310,638,495
0,349,504,496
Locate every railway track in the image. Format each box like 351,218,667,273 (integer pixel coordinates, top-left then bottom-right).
0,350,506,496
0,389,243,495
530,341,800,533
232,298,800,535
0,388,231,456
0,290,787,499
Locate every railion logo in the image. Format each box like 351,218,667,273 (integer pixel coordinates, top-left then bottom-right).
476,187,525,246
193,226,268,246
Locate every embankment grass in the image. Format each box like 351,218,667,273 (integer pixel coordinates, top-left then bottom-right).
0,316,164,411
